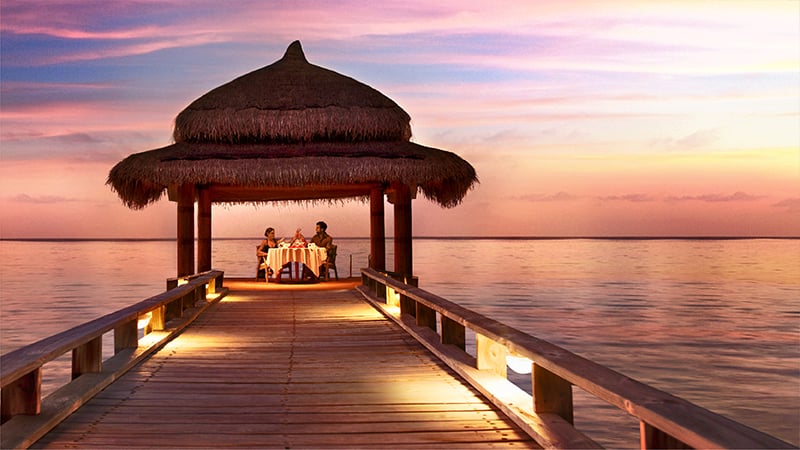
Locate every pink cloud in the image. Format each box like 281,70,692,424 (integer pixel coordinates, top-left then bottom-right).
597,194,657,202
9,193,79,204
772,198,800,213
515,192,581,202
666,192,765,203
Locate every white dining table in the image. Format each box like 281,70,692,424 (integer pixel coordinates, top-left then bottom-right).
265,246,327,281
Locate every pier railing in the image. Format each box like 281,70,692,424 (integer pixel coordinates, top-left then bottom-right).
359,268,793,450
0,270,227,449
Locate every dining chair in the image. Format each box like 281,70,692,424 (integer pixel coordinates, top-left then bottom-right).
256,256,269,280
321,244,339,281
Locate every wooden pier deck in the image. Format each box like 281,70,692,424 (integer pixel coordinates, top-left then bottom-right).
32,280,539,448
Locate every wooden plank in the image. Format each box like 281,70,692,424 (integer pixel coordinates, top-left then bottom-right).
30,286,538,449
359,291,601,450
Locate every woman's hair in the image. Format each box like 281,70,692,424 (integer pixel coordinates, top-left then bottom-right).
264,227,275,237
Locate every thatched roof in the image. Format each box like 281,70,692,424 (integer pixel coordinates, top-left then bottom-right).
174,41,411,144
108,40,477,209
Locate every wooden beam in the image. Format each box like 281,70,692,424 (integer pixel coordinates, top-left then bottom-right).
207,183,379,203
197,186,212,272
369,187,386,271
177,183,195,277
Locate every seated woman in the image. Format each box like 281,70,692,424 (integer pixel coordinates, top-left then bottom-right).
256,227,283,279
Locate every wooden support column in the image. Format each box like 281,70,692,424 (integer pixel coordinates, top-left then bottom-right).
197,185,212,273
392,184,413,278
369,187,386,271
177,183,195,277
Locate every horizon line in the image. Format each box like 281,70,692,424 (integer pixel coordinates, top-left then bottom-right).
2,236,798,242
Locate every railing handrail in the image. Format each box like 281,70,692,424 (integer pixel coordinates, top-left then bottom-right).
1,270,223,388
360,268,793,449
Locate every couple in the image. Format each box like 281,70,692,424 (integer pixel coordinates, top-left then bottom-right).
256,221,334,281
257,221,333,257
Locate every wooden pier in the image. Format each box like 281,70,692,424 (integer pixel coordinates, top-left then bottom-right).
2,271,794,449
4,278,536,449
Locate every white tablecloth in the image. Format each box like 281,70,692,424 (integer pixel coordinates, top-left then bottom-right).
265,247,327,277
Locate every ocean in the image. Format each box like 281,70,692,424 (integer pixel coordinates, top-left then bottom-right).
1,237,798,447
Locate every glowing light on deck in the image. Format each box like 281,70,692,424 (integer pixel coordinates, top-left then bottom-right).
137,312,152,330
506,354,533,374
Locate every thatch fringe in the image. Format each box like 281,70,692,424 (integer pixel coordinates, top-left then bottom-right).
107,142,478,210
174,106,411,144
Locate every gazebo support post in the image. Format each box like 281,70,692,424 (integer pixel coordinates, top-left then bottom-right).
197,185,212,273
392,184,413,279
370,187,386,271
177,183,195,277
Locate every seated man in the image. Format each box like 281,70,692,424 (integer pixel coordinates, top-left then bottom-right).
310,221,333,250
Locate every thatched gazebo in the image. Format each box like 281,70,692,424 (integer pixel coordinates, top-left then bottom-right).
108,41,477,278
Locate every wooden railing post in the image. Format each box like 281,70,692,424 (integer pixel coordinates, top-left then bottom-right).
400,296,416,317
1,369,41,423
387,273,417,317
193,284,205,306
215,273,224,292
640,422,691,449
72,336,102,380
441,316,466,351
165,298,182,322
114,319,138,353
416,303,436,332
167,277,179,290
532,363,574,424
207,277,216,295
150,305,166,331
476,333,508,377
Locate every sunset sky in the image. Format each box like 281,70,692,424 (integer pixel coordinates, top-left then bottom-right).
1,0,798,238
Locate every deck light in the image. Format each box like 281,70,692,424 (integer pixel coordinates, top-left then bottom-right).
506,354,533,374
137,312,152,330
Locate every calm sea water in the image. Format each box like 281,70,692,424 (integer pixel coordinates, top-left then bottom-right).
1,238,798,447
